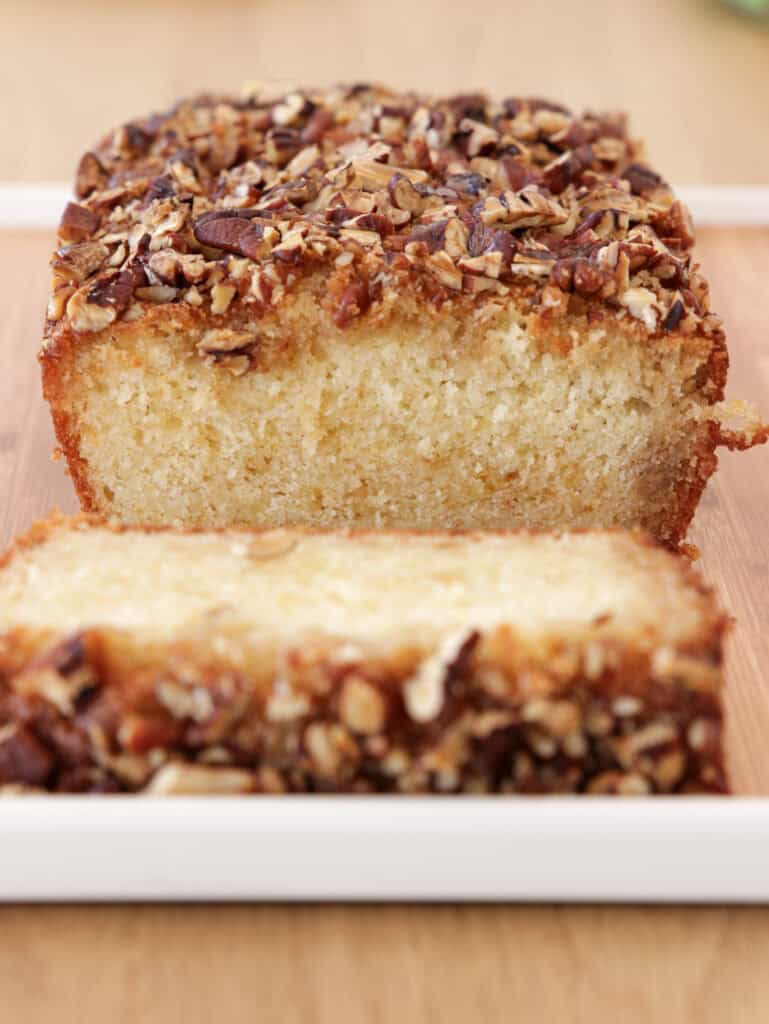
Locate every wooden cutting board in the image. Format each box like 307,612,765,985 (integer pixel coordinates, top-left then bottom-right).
1,227,767,792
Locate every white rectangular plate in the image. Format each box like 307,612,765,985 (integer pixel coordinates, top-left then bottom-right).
2,797,768,903
2,185,767,904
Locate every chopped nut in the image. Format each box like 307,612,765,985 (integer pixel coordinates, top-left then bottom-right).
460,117,499,157
265,679,310,722
146,763,253,794
351,159,427,191
611,722,679,769
134,284,177,303
58,202,100,242
404,631,477,723
587,770,650,795
339,676,386,735
304,722,357,776
52,241,110,284
211,282,237,314
0,723,53,786
75,151,108,198
391,173,428,212
426,250,462,290
197,328,256,356
459,251,503,279
272,92,306,126
612,696,642,717
687,717,720,754
621,286,659,330
66,287,117,332
156,680,215,722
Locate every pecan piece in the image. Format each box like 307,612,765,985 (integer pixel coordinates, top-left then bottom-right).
654,200,695,248
542,144,594,195
52,241,109,284
497,157,533,192
572,259,606,296
662,297,685,332
59,202,100,243
197,328,257,357
406,221,447,253
334,280,371,326
75,152,108,199
144,174,176,205
88,264,147,316
444,172,486,196
114,123,153,156
265,127,303,166
301,108,334,144
194,213,256,253
388,173,427,213
0,723,53,787
622,163,665,196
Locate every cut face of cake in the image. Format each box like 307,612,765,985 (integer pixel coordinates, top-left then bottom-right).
0,517,727,794
41,86,766,542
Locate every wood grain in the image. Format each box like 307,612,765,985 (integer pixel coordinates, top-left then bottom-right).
3,0,769,185
0,225,767,1019
0,903,766,1024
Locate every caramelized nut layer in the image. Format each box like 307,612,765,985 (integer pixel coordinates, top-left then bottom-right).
46,84,721,345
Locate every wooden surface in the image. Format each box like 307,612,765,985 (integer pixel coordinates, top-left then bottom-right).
2,0,769,1016
3,0,769,185
0,224,767,1020
0,903,769,1023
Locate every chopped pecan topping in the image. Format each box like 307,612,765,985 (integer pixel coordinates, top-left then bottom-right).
0,723,53,786
49,85,710,346
59,202,100,243
75,152,108,199
622,163,665,196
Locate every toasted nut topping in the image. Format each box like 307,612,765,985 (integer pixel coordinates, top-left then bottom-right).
48,85,714,349
59,202,100,242
0,723,53,787
156,680,215,722
197,328,256,356
211,283,237,314
404,631,476,723
146,763,253,794
66,288,117,332
339,676,386,735
266,680,310,722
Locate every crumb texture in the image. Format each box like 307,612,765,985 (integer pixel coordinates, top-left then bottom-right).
59,301,717,542
0,521,712,646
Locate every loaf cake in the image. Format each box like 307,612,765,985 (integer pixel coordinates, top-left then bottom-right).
0,516,727,794
41,85,765,543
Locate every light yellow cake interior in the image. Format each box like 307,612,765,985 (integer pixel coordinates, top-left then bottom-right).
58,295,712,543
0,525,705,648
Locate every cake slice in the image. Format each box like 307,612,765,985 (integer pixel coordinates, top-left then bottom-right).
0,516,726,794
41,85,765,544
